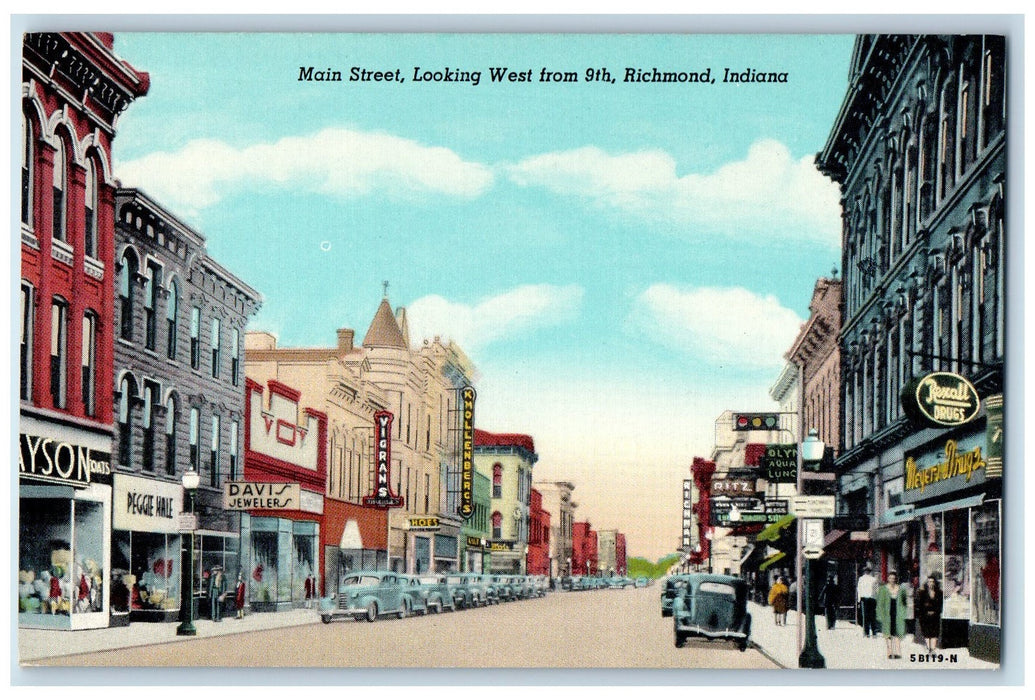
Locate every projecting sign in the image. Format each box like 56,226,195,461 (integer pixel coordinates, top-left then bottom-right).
223,482,301,510
457,386,476,519
363,411,405,509
791,495,835,518
901,372,981,428
762,444,797,483
709,498,789,525
803,518,824,547
711,478,758,496
408,517,441,531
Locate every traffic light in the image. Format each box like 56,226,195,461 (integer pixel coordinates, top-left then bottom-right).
733,413,780,431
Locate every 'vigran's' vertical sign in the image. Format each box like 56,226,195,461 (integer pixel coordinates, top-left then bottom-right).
363,410,404,509
458,386,477,519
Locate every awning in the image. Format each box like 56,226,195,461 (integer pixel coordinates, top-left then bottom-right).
823,529,872,560
756,514,796,542
880,493,986,526
759,552,786,571
738,545,756,566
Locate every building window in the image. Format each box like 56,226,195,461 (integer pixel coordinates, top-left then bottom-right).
210,317,221,378
50,297,68,409
493,463,502,498
981,38,1005,147
938,83,956,201
189,407,200,472
167,279,179,360
210,414,221,487
20,283,33,401
81,311,97,417
231,328,240,386
492,511,502,540
118,375,135,466
165,397,177,476
142,381,157,472
52,137,67,243
229,421,239,481
190,306,201,370
84,158,98,259
144,262,161,351
21,115,33,227
119,252,137,341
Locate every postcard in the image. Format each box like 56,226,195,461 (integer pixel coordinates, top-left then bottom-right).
14,24,1012,678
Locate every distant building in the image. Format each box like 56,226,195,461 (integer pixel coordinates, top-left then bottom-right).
572,521,598,576
536,481,576,577
597,530,617,576
526,488,551,576
475,429,538,574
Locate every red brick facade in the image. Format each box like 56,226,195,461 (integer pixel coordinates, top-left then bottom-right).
526,488,551,575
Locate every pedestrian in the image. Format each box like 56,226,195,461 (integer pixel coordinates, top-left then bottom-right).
875,570,908,659
235,572,246,619
914,575,943,652
304,574,314,609
768,576,789,626
819,574,840,630
788,577,798,610
857,564,878,637
209,565,226,622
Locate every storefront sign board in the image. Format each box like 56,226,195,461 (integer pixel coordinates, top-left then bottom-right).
902,434,988,504
791,495,835,517
113,474,184,532
901,372,981,428
19,433,112,488
762,444,797,483
458,386,477,519
223,482,301,510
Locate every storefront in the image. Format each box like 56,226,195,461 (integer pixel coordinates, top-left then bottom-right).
402,517,459,574
237,499,321,613
18,424,113,630
462,536,489,573
110,474,184,624
488,540,523,574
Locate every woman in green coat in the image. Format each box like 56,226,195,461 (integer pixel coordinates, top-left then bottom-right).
875,571,908,659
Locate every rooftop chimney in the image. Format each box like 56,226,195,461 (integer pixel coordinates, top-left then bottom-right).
337,328,355,351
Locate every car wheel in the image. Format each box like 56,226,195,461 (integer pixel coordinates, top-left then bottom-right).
675,633,687,649
365,601,378,622
739,640,749,652
321,614,332,624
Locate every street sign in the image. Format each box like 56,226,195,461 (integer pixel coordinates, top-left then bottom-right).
178,513,197,532
803,546,824,560
802,519,824,548
791,495,836,518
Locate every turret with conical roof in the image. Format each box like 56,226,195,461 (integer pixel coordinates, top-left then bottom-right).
362,296,408,349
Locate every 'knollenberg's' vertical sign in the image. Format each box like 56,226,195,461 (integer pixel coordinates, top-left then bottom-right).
362,411,404,509
458,386,476,519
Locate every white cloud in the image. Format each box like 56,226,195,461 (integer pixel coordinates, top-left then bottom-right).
507,139,841,246
405,284,584,352
631,284,803,369
116,127,494,217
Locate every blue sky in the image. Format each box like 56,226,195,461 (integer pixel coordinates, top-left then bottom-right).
112,32,854,559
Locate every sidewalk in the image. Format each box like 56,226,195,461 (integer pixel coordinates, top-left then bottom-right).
18,607,320,664
747,601,999,670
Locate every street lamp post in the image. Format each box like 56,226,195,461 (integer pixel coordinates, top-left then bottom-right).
176,468,200,636
798,428,826,669
704,530,714,573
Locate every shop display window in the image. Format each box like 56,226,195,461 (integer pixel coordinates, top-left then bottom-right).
971,500,1000,626
18,498,106,619
111,531,182,614
250,527,279,604
292,522,317,604
943,509,971,619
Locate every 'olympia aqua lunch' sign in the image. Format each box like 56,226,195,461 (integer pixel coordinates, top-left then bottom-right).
902,372,981,428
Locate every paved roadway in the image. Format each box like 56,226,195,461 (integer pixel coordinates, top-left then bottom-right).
30,585,777,668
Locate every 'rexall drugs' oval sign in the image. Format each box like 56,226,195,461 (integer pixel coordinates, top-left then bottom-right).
901,372,981,428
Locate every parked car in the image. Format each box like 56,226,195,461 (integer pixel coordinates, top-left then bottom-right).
672,573,752,652
559,576,573,591
634,576,649,588
319,570,407,623
400,576,429,616
661,574,691,617
478,574,501,605
417,574,457,613
491,574,514,602
445,574,474,609
533,575,549,597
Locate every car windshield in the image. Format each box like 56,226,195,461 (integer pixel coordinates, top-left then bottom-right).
341,575,380,586
698,581,737,596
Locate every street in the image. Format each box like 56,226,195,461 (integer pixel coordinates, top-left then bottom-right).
27,586,777,668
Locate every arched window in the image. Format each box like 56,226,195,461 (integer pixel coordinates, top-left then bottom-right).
165,396,177,475
142,381,157,471
229,420,239,481
492,462,503,498
492,511,502,540
189,407,200,471
118,375,136,466
210,414,221,486
144,262,160,350
119,251,138,341
81,311,97,416
20,282,33,401
52,136,67,242
980,37,1005,148
210,317,221,378
937,78,957,201
21,114,33,227
50,296,68,409
166,278,179,360
84,157,99,258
